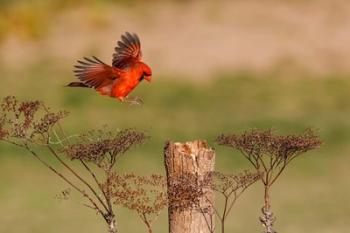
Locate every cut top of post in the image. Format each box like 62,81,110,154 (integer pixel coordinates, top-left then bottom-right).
165,140,215,177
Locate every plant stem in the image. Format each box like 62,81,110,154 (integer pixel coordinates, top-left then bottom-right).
260,185,276,233
24,144,105,217
141,213,153,233
221,196,228,233
264,185,270,211
107,214,117,233
221,219,225,233
47,145,110,212
146,224,152,233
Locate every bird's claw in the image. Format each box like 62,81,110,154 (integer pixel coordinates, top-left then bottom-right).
123,96,144,106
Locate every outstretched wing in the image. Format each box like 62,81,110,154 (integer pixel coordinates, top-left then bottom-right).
112,32,142,69
74,56,120,89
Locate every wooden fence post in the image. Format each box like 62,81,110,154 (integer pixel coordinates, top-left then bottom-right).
164,140,216,233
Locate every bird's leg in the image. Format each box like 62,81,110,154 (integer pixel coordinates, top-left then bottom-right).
123,96,144,106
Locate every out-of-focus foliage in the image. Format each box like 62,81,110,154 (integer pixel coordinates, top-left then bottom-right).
0,0,154,40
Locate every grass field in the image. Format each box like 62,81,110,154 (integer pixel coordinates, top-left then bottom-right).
0,62,349,232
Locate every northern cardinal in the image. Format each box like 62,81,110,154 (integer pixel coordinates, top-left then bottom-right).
67,32,152,102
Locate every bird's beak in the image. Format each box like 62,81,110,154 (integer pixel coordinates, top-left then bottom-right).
145,75,152,82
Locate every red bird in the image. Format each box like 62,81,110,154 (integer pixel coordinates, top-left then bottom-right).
67,32,152,102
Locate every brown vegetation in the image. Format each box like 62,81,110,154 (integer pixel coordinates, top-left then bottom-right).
217,129,322,233
0,96,323,233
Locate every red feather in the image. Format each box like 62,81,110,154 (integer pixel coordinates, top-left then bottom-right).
68,32,152,101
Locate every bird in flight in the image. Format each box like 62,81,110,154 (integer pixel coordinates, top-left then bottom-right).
67,32,152,104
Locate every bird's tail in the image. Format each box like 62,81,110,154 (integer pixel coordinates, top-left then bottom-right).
66,82,90,88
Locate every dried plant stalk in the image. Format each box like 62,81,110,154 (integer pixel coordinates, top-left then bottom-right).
108,173,167,233
202,171,261,233
217,129,322,233
0,96,148,233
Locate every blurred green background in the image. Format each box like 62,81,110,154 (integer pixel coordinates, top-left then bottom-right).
0,0,349,232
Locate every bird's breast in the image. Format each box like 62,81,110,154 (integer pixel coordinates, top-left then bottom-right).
112,73,140,98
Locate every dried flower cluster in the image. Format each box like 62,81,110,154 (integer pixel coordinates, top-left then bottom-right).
204,171,261,196
216,129,322,188
216,129,322,233
167,173,206,212
0,96,154,233
200,171,261,233
108,173,167,233
34,111,68,135
0,96,68,142
217,129,322,168
63,128,148,168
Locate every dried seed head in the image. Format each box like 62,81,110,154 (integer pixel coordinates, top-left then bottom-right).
0,96,68,141
108,173,167,217
203,171,261,196
1,96,18,112
63,128,148,166
216,129,322,161
167,173,206,212
33,111,68,135
0,118,8,140
217,129,322,186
